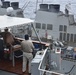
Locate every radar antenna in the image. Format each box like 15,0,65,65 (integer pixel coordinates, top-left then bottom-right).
6,7,14,16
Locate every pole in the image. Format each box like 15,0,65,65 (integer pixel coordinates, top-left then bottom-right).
35,0,38,13
32,23,41,44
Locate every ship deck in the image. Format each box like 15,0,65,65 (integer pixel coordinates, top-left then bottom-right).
0,58,29,75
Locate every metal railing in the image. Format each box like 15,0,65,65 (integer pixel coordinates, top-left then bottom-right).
38,48,64,75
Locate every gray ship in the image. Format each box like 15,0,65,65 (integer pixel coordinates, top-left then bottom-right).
0,0,24,17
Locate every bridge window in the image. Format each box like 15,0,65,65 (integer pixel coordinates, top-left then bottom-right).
67,33,70,42
47,24,52,30
70,34,73,42
42,23,46,29
74,34,76,42
64,25,67,32
36,23,41,29
63,33,66,41
59,33,63,41
59,25,63,31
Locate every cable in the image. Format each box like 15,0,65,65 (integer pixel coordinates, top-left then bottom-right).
65,65,75,74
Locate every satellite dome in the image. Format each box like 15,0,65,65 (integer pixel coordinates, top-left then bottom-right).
6,7,14,16
7,7,14,13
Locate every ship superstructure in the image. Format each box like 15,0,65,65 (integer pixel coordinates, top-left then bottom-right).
33,4,76,43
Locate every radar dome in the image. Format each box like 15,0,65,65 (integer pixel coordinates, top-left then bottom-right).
6,7,14,16
7,7,14,13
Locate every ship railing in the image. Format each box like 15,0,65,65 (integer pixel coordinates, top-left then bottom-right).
38,48,64,75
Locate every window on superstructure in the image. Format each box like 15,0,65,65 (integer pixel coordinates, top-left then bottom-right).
67,33,70,42
59,25,63,31
36,23,41,29
74,34,76,42
64,25,67,32
70,34,73,42
59,33,63,41
47,24,52,30
42,23,46,29
63,33,66,41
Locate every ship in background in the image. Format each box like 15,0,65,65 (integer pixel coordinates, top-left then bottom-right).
9,1,76,46
31,3,76,46
30,4,76,74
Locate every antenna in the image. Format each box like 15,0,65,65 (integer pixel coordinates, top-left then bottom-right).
21,1,30,11
65,3,71,15
35,0,44,13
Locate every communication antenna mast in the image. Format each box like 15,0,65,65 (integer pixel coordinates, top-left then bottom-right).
35,0,38,13
35,0,43,13
65,3,71,15
21,1,30,11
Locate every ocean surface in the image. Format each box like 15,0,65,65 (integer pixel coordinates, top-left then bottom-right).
5,0,76,19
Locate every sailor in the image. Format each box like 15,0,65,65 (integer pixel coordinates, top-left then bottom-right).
3,27,15,47
21,34,34,75
3,27,21,46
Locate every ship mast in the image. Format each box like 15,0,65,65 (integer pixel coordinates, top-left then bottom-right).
35,0,43,13
35,0,38,13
